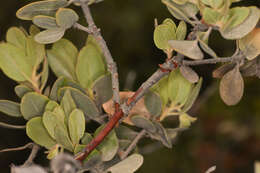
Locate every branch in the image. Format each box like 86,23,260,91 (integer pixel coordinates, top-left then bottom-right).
0,122,26,130
22,144,40,167
79,1,120,105
120,129,146,160
75,57,179,162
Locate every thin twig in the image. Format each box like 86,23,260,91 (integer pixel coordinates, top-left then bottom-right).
79,1,120,105
22,144,40,167
0,143,33,153
183,53,244,66
0,122,26,130
73,23,92,34
120,129,146,160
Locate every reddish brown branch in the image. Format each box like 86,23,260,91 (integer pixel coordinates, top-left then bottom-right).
75,109,124,162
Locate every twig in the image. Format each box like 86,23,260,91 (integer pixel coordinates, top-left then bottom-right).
183,53,244,66
22,144,40,167
0,143,33,153
120,129,146,160
73,23,93,34
79,1,120,105
0,122,26,130
75,56,179,162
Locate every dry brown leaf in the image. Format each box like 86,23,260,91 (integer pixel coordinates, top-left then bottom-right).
180,65,199,83
102,91,151,125
219,65,244,106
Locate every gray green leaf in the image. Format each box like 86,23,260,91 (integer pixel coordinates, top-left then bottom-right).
56,8,79,29
32,15,58,29
0,100,22,117
34,28,65,44
68,109,85,145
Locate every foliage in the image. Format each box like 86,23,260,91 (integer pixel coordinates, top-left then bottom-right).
0,0,259,173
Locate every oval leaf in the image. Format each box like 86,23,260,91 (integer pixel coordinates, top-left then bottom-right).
6,27,26,49
47,38,78,80
26,117,56,149
94,125,119,161
16,0,68,20
56,8,79,29
0,43,33,81
168,40,204,59
58,87,99,119
180,66,199,83
33,15,58,29
61,89,77,118
92,73,113,105
34,28,65,44
21,92,49,120
176,21,187,40
144,91,162,118
154,23,176,50
68,109,85,145
0,100,22,117
106,154,143,173
220,66,244,105
14,85,33,98
130,115,156,133
76,44,106,89
220,7,260,39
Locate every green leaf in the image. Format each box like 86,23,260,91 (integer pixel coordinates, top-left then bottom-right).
220,65,244,105
0,100,22,117
181,78,202,113
76,44,106,89
61,90,77,118
115,125,138,141
45,100,59,112
40,58,49,91
152,121,172,148
26,35,45,69
106,154,143,173
50,77,85,101
144,91,162,118
222,7,250,30
56,8,79,29
14,85,33,98
21,92,49,120
47,39,78,80
34,28,65,44
171,0,187,5
179,113,197,128
6,27,26,49
220,7,260,39
91,73,113,105
168,40,204,59
54,123,74,151
0,43,33,82
74,144,86,154
58,87,99,119
16,0,68,20
162,0,198,24
68,109,85,145
81,132,93,145
154,23,176,50
94,125,119,161
151,76,169,106
131,115,156,133
32,15,58,29
168,69,192,105
202,7,222,25
42,111,58,139
162,18,177,31
26,117,56,149
176,21,187,40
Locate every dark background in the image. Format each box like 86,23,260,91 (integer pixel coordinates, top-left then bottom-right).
0,0,260,173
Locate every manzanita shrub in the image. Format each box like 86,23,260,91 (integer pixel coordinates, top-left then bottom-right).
0,0,259,172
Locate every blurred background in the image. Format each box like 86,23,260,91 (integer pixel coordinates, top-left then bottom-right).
0,0,259,173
